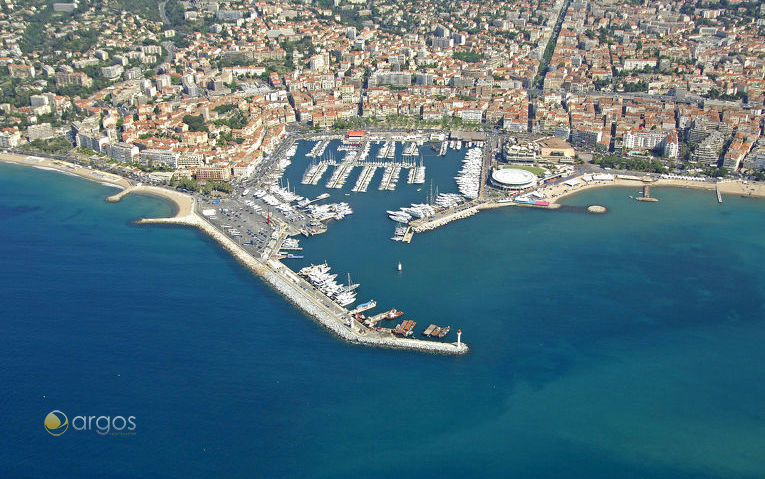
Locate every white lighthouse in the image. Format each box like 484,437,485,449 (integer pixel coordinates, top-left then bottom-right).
457,329,462,347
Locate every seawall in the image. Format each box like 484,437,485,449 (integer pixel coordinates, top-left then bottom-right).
132,196,468,355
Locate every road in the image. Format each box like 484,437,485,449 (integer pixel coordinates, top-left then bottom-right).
158,1,169,24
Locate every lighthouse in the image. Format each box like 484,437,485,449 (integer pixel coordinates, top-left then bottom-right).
457,329,462,347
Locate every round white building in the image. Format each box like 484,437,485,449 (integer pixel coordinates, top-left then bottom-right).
490,168,538,190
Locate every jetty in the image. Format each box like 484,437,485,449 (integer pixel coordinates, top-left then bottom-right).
716,183,723,203
350,300,377,314
111,191,468,355
410,201,480,233
326,160,355,189
352,165,378,192
302,162,332,185
636,184,659,202
378,165,401,191
406,164,426,184
402,227,414,243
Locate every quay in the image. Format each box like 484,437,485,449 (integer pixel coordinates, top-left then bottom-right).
410,201,480,233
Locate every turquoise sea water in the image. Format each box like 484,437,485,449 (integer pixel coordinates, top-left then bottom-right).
1,157,764,478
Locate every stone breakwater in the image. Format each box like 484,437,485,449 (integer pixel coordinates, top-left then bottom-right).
261,261,468,354
132,195,468,355
410,204,480,233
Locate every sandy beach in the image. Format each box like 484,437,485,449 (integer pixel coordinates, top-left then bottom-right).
654,178,765,198
542,176,765,205
0,152,131,190
0,152,198,218
106,185,195,218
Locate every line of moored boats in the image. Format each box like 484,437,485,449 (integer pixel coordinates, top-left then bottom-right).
298,263,359,307
387,193,465,225
456,147,482,199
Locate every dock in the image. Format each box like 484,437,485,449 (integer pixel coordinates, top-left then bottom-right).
410,201,480,233
350,300,377,314
326,161,355,189
365,311,392,327
352,165,378,192
423,324,437,336
378,165,401,191
302,163,331,185
402,227,414,243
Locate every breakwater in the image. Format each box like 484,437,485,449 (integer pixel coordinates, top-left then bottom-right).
410,203,480,233
131,194,468,355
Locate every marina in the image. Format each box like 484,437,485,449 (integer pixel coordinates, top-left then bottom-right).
5,137,765,479
102,135,585,347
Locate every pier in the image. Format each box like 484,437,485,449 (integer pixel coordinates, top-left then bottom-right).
350,300,377,314
636,184,659,202
307,139,330,158
410,202,480,233
402,227,414,243
302,162,332,185
326,161,355,189
378,165,401,191
352,165,378,192
716,183,723,203
406,164,426,184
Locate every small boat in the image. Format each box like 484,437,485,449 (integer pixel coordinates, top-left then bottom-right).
393,319,416,337
397,262,402,271
438,326,450,338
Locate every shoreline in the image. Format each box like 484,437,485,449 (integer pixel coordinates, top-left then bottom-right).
543,177,765,205
0,152,131,190
106,185,193,218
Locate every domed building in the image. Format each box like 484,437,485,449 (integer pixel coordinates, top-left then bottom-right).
490,168,538,190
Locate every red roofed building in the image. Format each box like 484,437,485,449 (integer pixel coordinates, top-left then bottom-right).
345,130,366,144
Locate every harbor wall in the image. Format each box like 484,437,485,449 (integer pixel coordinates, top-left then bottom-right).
411,205,480,233
136,209,468,355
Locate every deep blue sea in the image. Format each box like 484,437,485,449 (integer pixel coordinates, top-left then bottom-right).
1,152,764,478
